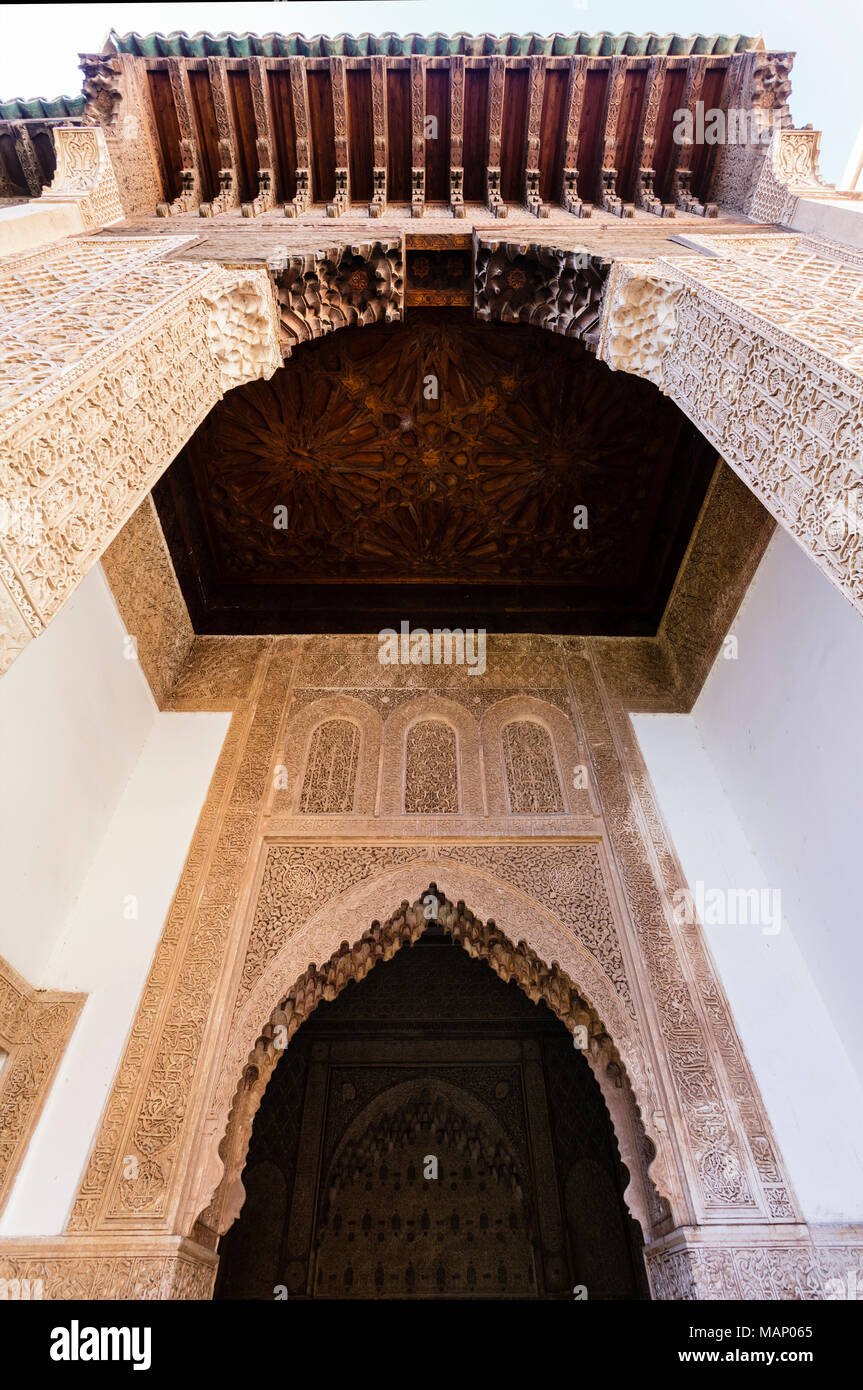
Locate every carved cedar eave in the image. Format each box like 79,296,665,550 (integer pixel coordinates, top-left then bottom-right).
693,60,734,214
241,57,277,219
196,885,664,1243
325,57,350,218
8,122,50,197
525,58,548,218
474,237,610,349
634,57,674,217
655,55,700,218
673,58,717,217
408,55,425,219
449,54,465,218
272,240,404,355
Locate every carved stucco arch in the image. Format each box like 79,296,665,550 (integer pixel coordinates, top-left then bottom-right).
481,695,597,817
379,695,483,815
269,695,381,816
189,868,671,1251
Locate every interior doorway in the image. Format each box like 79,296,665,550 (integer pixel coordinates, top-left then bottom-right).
215,925,648,1300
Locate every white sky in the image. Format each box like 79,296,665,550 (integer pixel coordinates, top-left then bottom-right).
0,1,860,183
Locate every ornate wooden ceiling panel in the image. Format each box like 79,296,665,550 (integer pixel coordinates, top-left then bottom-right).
154,314,715,634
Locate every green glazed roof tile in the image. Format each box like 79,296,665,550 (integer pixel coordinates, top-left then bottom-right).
0,94,85,119
107,30,766,59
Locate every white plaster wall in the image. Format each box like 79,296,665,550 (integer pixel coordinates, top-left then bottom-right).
633,527,863,1222
790,195,863,250
0,566,155,982
0,710,228,1235
695,528,863,1079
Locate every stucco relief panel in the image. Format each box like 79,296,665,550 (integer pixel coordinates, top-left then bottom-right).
379,694,483,816
268,695,381,818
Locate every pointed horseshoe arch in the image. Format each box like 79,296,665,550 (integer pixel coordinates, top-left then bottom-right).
193,884,669,1249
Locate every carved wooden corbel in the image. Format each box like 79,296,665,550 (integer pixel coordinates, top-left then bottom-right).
487,167,507,218
562,168,590,218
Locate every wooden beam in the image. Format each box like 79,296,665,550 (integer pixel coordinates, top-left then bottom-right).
486,55,507,217
410,55,425,217
561,55,590,217
669,56,715,216
284,56,311,216
198,58,241,216
449,55,465,217
697,62,733,213
599,56,634,217
525,57,548,217
244,57,277,217
156,58,201,215
326,56,349,216
369,56,387,217
635,56,674,216
10,122,43,197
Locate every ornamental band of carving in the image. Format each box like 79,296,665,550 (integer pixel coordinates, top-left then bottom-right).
0,954,84,1218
